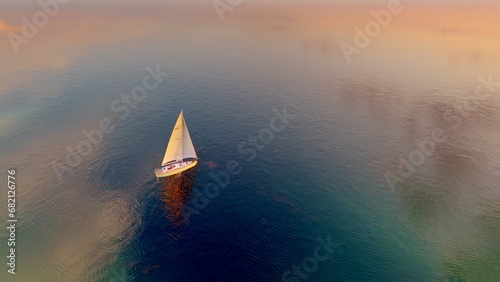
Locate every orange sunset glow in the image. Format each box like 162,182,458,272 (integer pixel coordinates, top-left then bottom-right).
2,1,500,282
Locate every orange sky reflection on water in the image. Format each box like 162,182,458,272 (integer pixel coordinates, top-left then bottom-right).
1,2,499,67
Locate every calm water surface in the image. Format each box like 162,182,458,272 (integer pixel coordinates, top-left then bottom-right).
1,1,500,281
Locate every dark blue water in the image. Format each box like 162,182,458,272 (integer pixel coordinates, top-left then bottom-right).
1,2,500,282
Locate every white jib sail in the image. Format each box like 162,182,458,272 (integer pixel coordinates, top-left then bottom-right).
182,113,197,160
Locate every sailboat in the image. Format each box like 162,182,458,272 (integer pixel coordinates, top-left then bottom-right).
154,110,198,178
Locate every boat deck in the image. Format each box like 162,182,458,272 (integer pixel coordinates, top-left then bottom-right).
154,159,198,178
161,161,192,173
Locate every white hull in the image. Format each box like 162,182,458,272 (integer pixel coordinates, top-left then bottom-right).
154,159,198,178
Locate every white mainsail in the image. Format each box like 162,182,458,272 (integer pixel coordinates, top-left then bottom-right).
161,111,196,166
